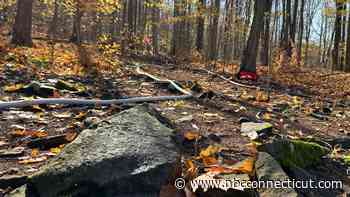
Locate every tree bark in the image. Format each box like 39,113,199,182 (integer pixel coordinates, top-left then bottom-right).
151,0,160,55
333,0,342,71
11,0,34,46
259,0,273,66
345,4,350,72
196,0,206,52
207,0,220,60
239,0,270,73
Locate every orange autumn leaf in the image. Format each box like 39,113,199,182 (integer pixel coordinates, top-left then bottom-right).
31,149,40,158
205,166,235,175
4,84,24,92
75,112,88,120
230,157,256,175
256,91,269,102
202,156,218,166
184,131,200,141
32,131,48,138
199,145,220,158
65,131,78,142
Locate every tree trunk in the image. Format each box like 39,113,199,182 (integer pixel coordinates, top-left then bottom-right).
345,5,350,72
333,0,342,71
207,0,220,60
151,0,160,55
239,0,269,73
259,0,273,66
196,0,206,52
297,0,305,60
11,0,33,46
70,0,82,44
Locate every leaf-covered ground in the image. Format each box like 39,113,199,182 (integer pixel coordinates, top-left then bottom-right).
1,37,350,196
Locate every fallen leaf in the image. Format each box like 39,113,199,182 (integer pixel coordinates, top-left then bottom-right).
31,149,40,158
18,156,47,164
262,113,272,120
230,157,255,175
4,84,24,92
31,131,48,138
52,112,72,118
65,131,78,142
50,147,61,155
202,156,218,166
184,131,200,141
199,145,220,158
256,91,269,102
75,112,88,120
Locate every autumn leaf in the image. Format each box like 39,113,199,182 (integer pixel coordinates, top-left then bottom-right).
31,149,40,158
4,84,24,92
199,145,220,158
256,90,269,102
184,131,200,141
32,131,48,138
19,156,47,164
65,131,78,142
50,147,62,155
202,156,218,166
230,157,256,175
205,166,235,175
75,112,88,120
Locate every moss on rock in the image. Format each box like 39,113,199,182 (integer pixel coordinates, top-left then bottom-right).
262,139,329,169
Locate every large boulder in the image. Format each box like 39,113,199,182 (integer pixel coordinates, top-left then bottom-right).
256,152,298,197
261,139,329,168
27,105,179,197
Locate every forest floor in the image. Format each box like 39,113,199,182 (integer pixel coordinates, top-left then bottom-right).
1,36,350,196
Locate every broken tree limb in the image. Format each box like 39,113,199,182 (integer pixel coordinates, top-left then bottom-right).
0,95,193,110
193,68,257,89
136,67,193,95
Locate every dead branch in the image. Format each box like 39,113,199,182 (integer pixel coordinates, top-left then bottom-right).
0,95,193,110
136,67,193,95
192,68,257,89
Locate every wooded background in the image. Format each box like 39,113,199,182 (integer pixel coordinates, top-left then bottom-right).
1,0,350,73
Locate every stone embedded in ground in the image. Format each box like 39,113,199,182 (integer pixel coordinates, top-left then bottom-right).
7,184,27,197
240,122,272,140
27,104,179,197
256,152,298,197
261,139,329,169
0,175,27,190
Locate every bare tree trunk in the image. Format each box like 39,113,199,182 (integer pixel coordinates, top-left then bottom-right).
207,0,220,60
239,0,270,74
11,0,33,46
259,0,272,66
151,0,160,55
297,0,305,60
333,0,342,70
223,0,234,64
196,0,206,52
345,5,350,72
70,0,82,44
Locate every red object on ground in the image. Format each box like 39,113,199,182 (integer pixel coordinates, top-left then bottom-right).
239,71,258,81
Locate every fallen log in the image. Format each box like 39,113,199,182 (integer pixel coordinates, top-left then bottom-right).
0,95,193,110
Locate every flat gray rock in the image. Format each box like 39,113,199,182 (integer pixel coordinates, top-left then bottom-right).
256,152,298,197
241,122,272,140
27,105,179,197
